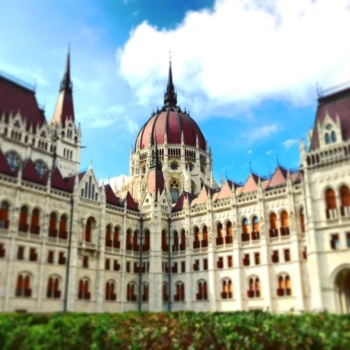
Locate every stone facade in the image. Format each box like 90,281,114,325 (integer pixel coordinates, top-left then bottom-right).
0,56,349,313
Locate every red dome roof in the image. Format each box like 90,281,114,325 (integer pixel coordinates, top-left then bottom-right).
135,106,206,151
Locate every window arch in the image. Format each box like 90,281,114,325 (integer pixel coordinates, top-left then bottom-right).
85,217,95,243
280,211,290,236
105,224,112,247
170,178,179,203
277,274,292,297
6,151,21,170
15,273,32,297
59,215,68,239
201,225,208,247
299,207,305,233
180,229,186,251
247,277,260,298
216,222,224,245
143,229,150,252
48,212,57,237
142,282,149,301
251,216,260,240
30,208,40,234
325,188,337,219
0,201,10,229
163,282,169,301
113,226,120,248
225,221,233,244
331,130,337,143
47,276,61,299
269,212,278,237
241,218,250,242
34,159,47,177
193,227,200,249
172,230,179,252
127,282,137,301
161,229,168,252
221,278,233,299
196,280,208,300
126,228,132,250
105,280,117,301
133,230,140,252
78,278,91,300
340,185,350,217
174,281,185,301
18,205,29,232
325,133,331,145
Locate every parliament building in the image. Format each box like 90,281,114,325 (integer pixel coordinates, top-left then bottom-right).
0,54,349,313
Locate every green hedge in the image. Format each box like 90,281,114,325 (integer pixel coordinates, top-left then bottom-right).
0,311,349,349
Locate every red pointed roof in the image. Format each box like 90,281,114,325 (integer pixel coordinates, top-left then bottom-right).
0,73,46,130
191,185,216,206
266,166,287,189
117,191,139,212
51,168,74,193
51,52,75,127
310,86,350,150
291,171,303,183
215,180,238,200
147,168,165,200
261,180,270,189
22,160,48,185
172,191,196,212
104,184,121,206
241,173,259,194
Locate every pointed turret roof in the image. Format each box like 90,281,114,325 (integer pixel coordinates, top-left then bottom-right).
191,185,217,206
172,191,196,212
241,172,260,194
310,85,350,150
164,60,177,107
215,180,238,200
51,50,75,126
117,191,139,211
266,165,287,189
104,184,121,206
147,141,165,200
0,72,46,130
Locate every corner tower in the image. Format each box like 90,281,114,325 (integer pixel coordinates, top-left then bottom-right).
127,61,214,203
50,50,81,177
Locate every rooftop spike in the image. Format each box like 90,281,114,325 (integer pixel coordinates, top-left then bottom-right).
60,47,72,93
52,49,75,126
164,57,177,107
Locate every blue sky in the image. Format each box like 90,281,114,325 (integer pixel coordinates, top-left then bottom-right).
1,0,350,186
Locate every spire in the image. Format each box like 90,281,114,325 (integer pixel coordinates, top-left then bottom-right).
147,140,164,201
150,139,161,170
164,55,177,107
51,48,75,126
60,48,72,93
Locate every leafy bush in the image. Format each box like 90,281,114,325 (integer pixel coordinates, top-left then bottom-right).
0,311,349,350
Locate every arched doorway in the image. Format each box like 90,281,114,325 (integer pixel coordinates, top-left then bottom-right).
334,268,350,313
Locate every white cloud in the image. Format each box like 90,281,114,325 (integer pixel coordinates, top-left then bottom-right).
245,124,279,143
283,139,299,149
80,105,138,132
100,174,129,191
266,150,273,155
117,0,350,117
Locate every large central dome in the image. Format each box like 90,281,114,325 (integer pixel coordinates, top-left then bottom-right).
135,106,206,151
135,62,206,151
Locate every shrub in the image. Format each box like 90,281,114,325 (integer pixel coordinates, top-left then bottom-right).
0,311,349,350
